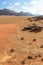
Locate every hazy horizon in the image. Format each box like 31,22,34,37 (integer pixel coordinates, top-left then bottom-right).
0,0,43,15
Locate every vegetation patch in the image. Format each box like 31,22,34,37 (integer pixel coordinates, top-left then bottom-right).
27,16,43,21
22,25,43,33
32,16,43,21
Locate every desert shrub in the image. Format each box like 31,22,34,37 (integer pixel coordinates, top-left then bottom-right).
32,16,43,21
27,16,43,21
35,54,41,58
30,20,33,22
27,18,33,22
27,18,31,20
27,56,33,59
22,25,43,33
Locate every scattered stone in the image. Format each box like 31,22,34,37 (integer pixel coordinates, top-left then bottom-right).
21,37,24,40
29,43,32,45
35,55,38,58
35,54,41,58
33,39,36,41
38,55,41,57
41,59,43,61
40,45,43,48
10,49,14,53
27,56,33,59
21,60,25,65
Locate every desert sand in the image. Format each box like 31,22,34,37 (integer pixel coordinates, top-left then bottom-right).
0,16,43,65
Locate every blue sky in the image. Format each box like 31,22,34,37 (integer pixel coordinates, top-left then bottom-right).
0,0,43,15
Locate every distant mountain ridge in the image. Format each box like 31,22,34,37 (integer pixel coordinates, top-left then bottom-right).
0,9,33,16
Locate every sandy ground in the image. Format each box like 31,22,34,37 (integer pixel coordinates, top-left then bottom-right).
0,16,43,65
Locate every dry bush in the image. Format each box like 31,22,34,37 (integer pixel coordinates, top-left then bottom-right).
22,25,43,33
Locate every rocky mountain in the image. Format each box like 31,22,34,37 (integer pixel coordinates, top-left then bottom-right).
0,9,33,16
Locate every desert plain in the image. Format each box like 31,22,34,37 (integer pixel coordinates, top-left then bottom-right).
0,16,43,65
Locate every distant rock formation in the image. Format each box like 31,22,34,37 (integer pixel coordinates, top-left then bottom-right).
0,9,33,16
